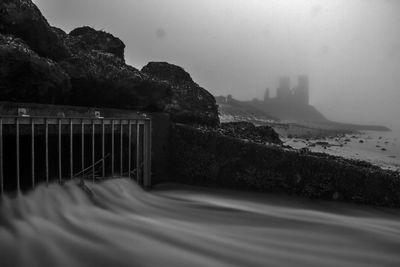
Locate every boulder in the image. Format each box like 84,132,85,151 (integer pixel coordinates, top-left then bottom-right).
69,26,125,61
0,34,71,104
142,62,219,126
57,28,170,110
0,0,69,60
60,51,171,110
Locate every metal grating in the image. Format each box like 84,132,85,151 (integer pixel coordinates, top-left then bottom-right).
0,116,152,194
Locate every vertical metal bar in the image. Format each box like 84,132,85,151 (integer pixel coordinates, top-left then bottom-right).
70,119,73,179
58,119,62,183
0,119,3,194
128,121,132,179
136,121,140,184
102,120,105,177
143,121,147,186
146,119,152,187
92,120,95,182
120,120,123,176
45,119,49,185
31,119,35,189
81,120,85,179
111,120,115,177
143,120,149,187
16,118,20,193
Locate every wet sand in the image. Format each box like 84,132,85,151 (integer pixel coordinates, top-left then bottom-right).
1,178,400,267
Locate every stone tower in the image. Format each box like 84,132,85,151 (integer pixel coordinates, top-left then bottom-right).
264,88,270,102
294,75,309,105
277,76,291,100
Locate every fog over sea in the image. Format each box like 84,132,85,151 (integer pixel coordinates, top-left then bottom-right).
1,178,400,267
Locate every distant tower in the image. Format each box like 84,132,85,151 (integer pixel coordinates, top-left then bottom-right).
264,88,270,102
295,75,309,105
277,76,291,100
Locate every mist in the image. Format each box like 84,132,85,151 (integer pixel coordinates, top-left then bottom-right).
33,0,400,130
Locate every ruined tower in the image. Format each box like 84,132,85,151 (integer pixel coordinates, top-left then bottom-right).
276,76,291,100
264,88,270,102
294,75,309,105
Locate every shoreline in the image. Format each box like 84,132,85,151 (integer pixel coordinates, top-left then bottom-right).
219,115,399,173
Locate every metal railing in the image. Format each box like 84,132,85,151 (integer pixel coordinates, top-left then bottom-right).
0,115,152,194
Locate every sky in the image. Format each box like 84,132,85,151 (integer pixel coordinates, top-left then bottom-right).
33,0,400,130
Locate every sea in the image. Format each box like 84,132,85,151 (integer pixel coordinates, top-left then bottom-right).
1,178,400,267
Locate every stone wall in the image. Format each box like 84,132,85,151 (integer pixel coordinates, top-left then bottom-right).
169,123,400,207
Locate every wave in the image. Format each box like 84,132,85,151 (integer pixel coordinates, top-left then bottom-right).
1,178,400,267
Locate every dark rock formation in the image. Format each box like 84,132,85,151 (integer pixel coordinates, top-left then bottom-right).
142,62,219,126
0,0,170,111
1,0,219,126
170,123,400,207
0,34,71,104
69,26,125,61
58,40,170,109
0,0,69,60
142,62,192,83
218,121,282,145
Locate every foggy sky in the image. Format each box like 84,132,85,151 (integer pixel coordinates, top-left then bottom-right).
33,0,400,130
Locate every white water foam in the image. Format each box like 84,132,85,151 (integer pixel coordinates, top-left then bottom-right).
1,178,400,267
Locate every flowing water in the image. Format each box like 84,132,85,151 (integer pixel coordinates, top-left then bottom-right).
1,178,400,267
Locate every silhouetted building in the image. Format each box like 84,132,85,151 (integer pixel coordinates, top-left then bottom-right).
293,75,309,105
276,76,291,100
263,75,309,105
264,88,270,101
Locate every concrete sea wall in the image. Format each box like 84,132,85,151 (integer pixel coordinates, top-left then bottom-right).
169,123,400,207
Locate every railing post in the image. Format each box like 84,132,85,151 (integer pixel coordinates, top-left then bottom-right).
102,120,105,177
147,119,152,187
120,120,123,176
136,121,141,184
81,119,85,179
16,118,20,193
111,120,115,177
92,120,95,182
70,119,73,179
58,119,62,183
143,119,152,188
45,119,49,185
0,119,3,194
128,121,132,179
31,119,35,188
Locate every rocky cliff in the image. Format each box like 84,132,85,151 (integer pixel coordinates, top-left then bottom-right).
142,62,219,126
0,34,70,104
0,0,219,126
